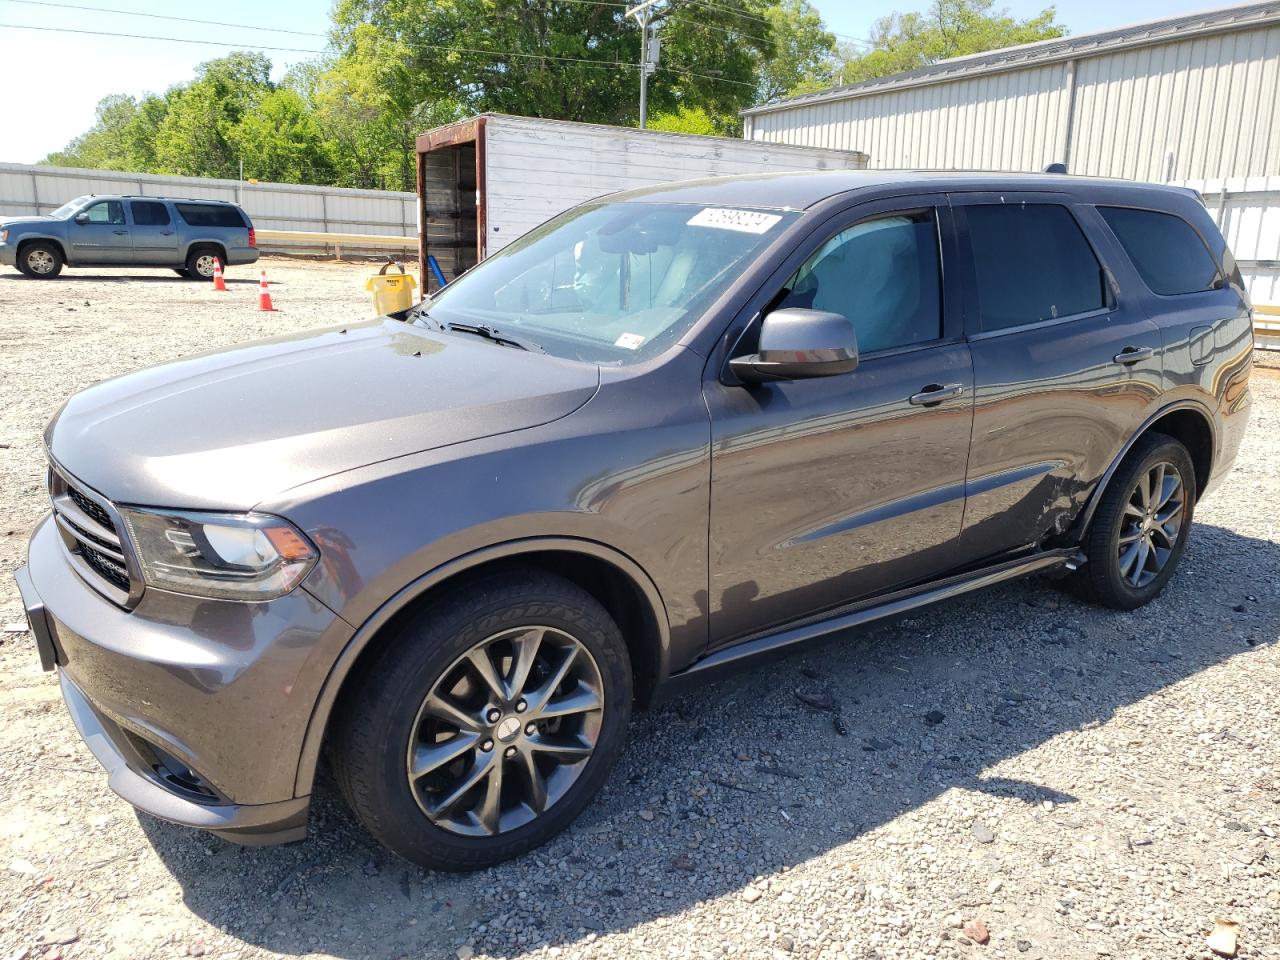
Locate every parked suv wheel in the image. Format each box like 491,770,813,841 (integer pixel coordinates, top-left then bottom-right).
17,241,63,279
329,568,632,871
1078,433,1196,610
185,246,222,280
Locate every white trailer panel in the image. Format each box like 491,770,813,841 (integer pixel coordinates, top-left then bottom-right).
415,114,868,292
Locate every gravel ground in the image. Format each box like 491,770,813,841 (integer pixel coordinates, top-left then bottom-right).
1,260,1278,960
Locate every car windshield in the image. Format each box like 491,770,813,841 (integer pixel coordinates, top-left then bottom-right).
50,197,91,219
417,201,799,364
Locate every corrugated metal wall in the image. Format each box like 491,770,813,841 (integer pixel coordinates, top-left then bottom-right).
746,63,1071,171
746,25,1280,184
0,163,416,253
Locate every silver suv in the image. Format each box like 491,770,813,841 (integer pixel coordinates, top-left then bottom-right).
0,195,258,279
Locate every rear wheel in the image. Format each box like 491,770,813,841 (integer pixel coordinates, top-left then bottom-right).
184,246,222,280
330,568,632,871
1077,433,1196,610
17,241,63,279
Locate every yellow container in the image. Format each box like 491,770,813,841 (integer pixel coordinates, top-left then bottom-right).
366,261,417,315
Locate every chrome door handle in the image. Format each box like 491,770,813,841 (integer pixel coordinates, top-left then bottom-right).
909,383,965,406
1113,346,1155,365
161,230,174,236
112,229,128,235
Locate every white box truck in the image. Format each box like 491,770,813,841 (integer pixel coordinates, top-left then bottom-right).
415,113,869,292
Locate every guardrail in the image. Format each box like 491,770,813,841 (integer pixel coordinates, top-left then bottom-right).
1254,304,1280,350
254,229,417,259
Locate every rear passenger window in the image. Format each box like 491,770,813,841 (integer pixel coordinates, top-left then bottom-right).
1098,206,1220,296
965,203,1108,331
778,210,941,354
175,203,246,228
130,201,170,226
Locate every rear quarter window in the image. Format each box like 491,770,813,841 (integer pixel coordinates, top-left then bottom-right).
1098,206,1221,296
175,203,247,229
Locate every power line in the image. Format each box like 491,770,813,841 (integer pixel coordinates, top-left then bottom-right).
681,0,768,25
0,22,325,53
5,0,329,37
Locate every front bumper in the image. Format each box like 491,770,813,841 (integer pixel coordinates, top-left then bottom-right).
17,514,353,844
0,241,16,267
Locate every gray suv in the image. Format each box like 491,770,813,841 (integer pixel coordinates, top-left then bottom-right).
0,195,258,279
14,171,1253,871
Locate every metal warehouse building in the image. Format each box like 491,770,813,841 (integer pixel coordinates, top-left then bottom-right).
743,1,1280,181
742,1,1280,301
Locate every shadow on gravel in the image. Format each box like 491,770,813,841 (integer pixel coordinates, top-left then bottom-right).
139,522,1279,959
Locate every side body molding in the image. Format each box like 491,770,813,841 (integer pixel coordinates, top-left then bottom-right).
293,536,671,796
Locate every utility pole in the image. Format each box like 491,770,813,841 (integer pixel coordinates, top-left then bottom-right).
626,0,663,128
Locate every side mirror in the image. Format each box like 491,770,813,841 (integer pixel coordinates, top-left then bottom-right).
74,213,89,225
730,308,859,384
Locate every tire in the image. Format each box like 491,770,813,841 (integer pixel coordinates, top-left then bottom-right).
1077,433,1196,610
173,268,191,278
17,241,63,279
184,246,222,280
329,567,632,871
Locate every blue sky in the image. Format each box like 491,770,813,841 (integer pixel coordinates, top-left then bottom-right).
0,0,1232,163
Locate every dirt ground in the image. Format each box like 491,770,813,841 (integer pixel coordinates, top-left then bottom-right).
0,258,1277,960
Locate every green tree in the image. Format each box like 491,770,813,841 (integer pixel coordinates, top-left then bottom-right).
836,0,1065,84
328,0,776,138
756,0,838,102
227,88,337,184
42,94,161,170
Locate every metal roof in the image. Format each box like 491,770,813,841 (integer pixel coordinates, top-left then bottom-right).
743,0,1280,117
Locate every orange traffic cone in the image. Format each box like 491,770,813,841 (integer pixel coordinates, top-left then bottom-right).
211,257,227,292
257,269,275,311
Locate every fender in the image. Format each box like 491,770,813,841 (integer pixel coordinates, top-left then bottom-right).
292,536,672,796
1069,398,1217,543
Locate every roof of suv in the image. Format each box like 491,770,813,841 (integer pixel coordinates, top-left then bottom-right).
80,195,241,205
613,170,1196,211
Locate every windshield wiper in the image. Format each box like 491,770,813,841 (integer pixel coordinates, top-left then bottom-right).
444,321,544,353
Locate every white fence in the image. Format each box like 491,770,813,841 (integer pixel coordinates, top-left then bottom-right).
0,163,416,255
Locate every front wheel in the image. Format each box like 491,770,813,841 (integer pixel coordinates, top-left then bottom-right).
1077,433,1196,610
329,568,632,871
17,241,63,278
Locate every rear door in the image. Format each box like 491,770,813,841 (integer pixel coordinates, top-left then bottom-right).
704,195,974,645
68,199,131,264
949,192,1163,563
128,200,179,264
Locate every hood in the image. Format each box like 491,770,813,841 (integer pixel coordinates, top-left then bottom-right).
2,215,55,227
47,318,599,511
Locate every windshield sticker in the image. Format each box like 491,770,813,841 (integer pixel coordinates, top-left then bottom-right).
687,208,783,234
614,332,646,350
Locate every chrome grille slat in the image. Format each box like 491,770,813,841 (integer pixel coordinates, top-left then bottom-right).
54,512,127,562
47,463,140,607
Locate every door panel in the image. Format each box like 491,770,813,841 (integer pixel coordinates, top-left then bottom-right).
705,196,973,646
706,343,974,643
129,200,179,264
951,195,1163,561
68,200,131,264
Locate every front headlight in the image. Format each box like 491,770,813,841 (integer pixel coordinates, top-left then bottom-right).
119,508,318,601
0,229,8,243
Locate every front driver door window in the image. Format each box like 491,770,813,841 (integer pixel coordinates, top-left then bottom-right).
71,200,132,263
703,200,975,646
778,212,942,355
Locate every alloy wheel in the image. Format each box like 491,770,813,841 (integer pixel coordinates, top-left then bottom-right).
194,254,216,277
27,249,55,274
405,625,605,837
1118,460,1185,588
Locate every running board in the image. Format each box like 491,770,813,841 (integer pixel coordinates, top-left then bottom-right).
667,548,1086,688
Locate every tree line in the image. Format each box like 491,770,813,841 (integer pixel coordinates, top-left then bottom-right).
43,0,1064,191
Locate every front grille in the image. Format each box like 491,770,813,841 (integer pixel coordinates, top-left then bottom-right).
48,464,139,606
